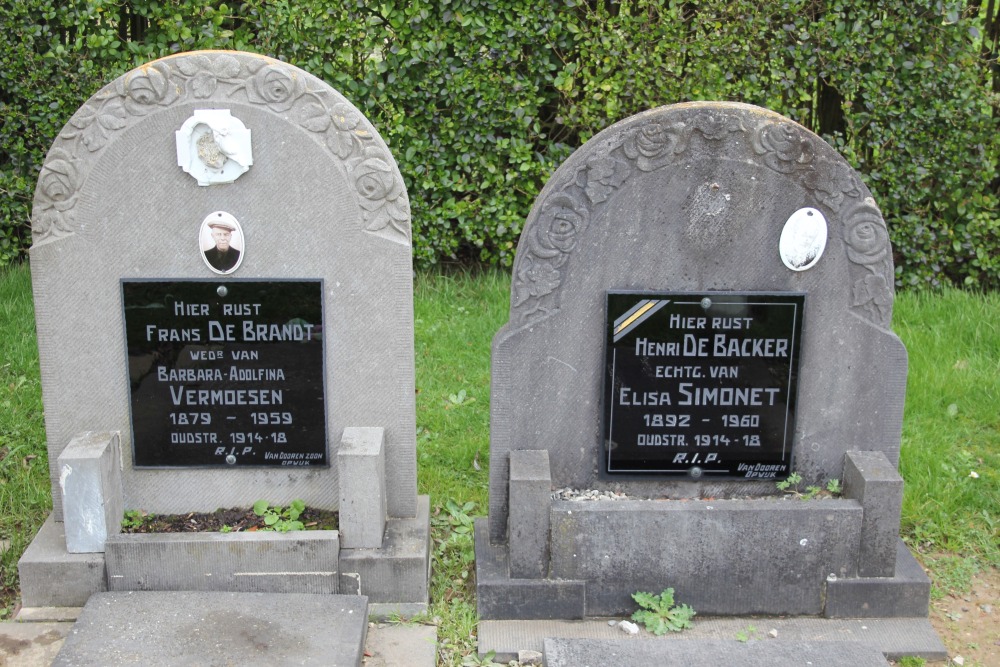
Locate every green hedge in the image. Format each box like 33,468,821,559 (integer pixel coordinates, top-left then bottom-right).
2,0,997,288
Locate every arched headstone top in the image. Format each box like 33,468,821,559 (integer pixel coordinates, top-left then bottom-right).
32,50,410,247
511,102,894,329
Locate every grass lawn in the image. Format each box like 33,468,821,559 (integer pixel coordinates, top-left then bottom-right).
1,262,997,665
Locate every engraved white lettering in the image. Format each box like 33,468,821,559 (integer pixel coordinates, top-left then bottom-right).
682,334,709,357
669,314,706,329
241,321,316,342
654,366,703,378
619,386,672,406
677,383,781,406
222,303,262,316
173,301,209,316
712,334,789,358
227,367,286,382
157,367,223,382
146,325,202,342
208,320,236,342
169,387,284,406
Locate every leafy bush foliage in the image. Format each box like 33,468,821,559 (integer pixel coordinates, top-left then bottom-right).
1,0,997,288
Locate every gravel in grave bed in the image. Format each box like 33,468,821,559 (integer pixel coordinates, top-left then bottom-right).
120,506,339,533
550,488,831,502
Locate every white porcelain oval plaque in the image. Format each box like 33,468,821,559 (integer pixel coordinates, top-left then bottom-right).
779,207,827,271
199,211,245,275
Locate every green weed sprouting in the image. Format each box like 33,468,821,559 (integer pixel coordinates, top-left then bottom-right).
252,499,306,532
631,588,696,635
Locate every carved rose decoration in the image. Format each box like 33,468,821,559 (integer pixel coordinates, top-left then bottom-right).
36,149,79,212
119,64,178,115
623,122,687,171
803,158,862,211
352,150,409,236
754,122,813,173
853,273,892,321
527,193,590,259
246,65,306,112
584,157,630,204
326,103,368,158
843,202,890,266
331,103,363,132
32,208,73,239
355,156,401,203
692,112,743,141
513,257,562,307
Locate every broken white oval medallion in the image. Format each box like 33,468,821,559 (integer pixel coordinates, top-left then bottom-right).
779,207,827,271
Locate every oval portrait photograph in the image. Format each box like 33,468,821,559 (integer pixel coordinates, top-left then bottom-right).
199,211,245,274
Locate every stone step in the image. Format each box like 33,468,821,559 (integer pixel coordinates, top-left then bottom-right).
479,616,947,663
5,603,437,667
543,638,892,667
51,591,369,666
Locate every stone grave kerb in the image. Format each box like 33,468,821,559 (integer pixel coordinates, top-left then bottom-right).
29,51,417,520
487,101,907,542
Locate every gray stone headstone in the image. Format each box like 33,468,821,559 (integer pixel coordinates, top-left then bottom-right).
488,102,906,540
30,51,416,519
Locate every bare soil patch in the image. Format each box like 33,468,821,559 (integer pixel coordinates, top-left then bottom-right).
927,566,999,666
120,506,338,533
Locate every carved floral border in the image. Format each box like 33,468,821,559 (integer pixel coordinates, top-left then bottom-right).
511,107,894,328
31,53,410,247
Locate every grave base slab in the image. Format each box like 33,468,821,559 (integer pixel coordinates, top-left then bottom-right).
20,496,432,609
824,540,931,618
546,498,863,616
479,616,947,663
17,516,106,607
52,591,368,667
543,638,891,667
339,495,431,610
475,519,585,620
105,530,340,594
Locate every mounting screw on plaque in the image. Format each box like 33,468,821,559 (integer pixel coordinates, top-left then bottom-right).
217,286,228,297
700,298,712,310
225,454,236,465
689,466,704,480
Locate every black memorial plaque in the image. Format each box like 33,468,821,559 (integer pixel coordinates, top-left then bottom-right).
602,291,804,480
123,280,326,467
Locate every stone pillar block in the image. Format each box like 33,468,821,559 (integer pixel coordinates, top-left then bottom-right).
508,450,551,579
58,432,123,554
843,450,904,577
338,427,387,549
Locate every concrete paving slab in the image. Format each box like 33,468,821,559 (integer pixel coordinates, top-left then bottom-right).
543,638,890,666
0,621,72,667
363,622,437,666
3,611,436,667
51,591,368,666
480,616,947,662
